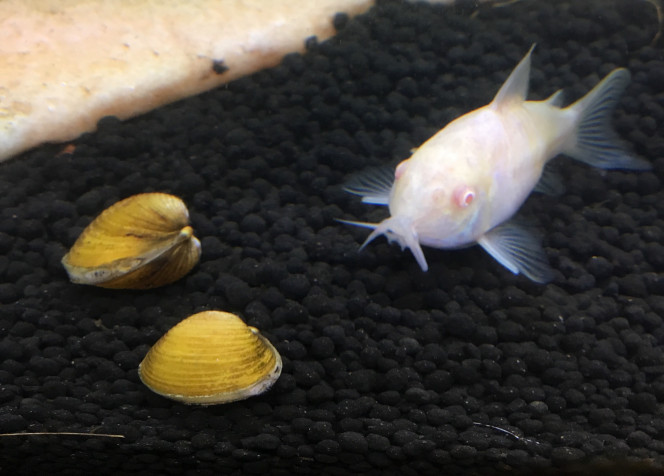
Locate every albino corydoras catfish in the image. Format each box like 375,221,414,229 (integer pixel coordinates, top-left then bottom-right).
341,45,651,283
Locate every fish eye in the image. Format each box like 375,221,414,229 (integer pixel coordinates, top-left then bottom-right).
453,186,475,208
395,160,409,180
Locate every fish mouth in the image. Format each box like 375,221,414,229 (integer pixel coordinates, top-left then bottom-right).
337,216,429,271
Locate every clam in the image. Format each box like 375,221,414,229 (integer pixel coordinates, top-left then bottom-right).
138,311,282,405
61,193,200,289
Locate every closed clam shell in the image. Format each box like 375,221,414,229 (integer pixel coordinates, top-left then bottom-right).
61,193,200,289
138,311,282,405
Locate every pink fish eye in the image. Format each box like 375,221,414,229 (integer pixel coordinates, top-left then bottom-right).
454,186,475,208
395,161,408,180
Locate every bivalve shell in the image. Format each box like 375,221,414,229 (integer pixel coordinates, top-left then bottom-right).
61,193,201,289
138,311,282,405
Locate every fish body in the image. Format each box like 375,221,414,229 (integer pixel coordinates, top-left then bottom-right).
342,45,651,282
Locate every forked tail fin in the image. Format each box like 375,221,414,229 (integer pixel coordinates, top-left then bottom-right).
564,68,651,170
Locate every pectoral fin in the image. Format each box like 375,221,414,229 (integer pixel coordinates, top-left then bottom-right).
477,221,554,283
343,165,395,205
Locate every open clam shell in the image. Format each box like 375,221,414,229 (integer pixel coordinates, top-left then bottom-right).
138,311,282,405
61,193,200,289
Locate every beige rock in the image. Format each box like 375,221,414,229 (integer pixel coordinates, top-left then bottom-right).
0,0,375,162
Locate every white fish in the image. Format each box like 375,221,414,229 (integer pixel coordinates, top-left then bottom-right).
341,45,651,283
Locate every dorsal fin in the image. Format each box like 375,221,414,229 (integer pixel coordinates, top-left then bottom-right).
491,44,536,108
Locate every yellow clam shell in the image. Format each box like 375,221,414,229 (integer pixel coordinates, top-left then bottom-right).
138,311,282,405
61,193,201,289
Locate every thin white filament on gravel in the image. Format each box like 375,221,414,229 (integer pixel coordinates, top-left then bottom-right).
0,432,124,438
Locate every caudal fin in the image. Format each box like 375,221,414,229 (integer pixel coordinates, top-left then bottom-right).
564,68,651,171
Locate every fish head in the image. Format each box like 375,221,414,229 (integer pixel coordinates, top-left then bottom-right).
340,144,491,271
388,156,486,246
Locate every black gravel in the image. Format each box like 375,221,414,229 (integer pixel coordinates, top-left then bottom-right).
1,0,664,474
